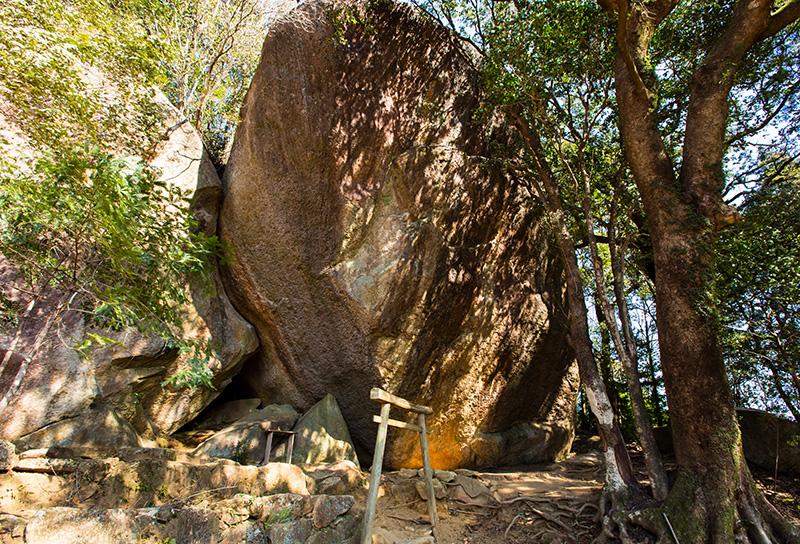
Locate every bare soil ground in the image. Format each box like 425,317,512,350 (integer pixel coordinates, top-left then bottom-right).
372,443,800,543
373,453,605,543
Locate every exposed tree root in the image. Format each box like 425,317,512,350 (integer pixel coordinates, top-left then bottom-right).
624,467,800,544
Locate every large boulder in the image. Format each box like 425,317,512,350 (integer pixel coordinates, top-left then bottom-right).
220,0,578,468
654,409,800,476
276,394,360,467
0,92,258,442
738,409,800,476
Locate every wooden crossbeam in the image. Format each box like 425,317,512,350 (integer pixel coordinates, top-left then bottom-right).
372,415,422,432
362,388,440,543
369,387,432,414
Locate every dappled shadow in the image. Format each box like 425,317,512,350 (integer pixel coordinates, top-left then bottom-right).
219,0,575,469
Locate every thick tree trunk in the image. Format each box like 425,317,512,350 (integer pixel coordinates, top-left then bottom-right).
611,0,800,536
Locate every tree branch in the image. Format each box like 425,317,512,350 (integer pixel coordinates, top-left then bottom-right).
760,0,800,40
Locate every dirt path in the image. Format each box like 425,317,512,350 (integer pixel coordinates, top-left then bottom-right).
372,452,604,543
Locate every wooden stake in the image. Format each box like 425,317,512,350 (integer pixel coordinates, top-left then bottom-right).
286,433,295,464
418,413,440,541
263,431,273,465
362,402,391,544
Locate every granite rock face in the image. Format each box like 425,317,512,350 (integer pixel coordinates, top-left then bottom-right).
221,0,578,468
0,95,258,443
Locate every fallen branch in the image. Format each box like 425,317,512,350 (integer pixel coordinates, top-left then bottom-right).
504,513,524,537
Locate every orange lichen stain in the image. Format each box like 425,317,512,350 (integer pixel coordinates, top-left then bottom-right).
393,425,469,470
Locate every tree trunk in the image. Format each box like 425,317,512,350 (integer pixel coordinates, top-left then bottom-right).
510,112,638,499
611,0,800,539
581,173,669,500
594,295,622,416
642,318,664,427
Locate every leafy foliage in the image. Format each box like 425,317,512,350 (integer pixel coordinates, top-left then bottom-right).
716,171,800,418
0,0,169,152
0,0,222,389
161,341,217,391
152,0,295,162
0,146,217,337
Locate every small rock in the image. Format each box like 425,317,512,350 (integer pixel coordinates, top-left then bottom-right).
192,420,266,464
245,522,269,544
0,513,25,538
372,528,395,544
398,537,434,544
449,483,492,506
0,440,17,472
399,468,418,478
307,527,351,544
269,519,313,544
416,468,455,482
415,479,447,501
155,505,179,523
173,507,220,542
248,494,309,519
312,495,355,528
452,474,490,498
433,470,456,483
316,475,343,494
305,461,365,495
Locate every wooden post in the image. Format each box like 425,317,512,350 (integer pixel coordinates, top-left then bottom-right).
418,413,440,541
263,431,273,465
364,388,438,542
361,402,391,544
285,433,295,464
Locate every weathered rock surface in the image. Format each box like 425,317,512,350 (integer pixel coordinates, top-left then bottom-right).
654,409,800,476
311,494,355,528
239,403,300,428
274,394,360,467
194,398,262,430
0,93,258,443
14,405,142,451
221,0,577,468
0,452,314,514
304,461,365,495
193,420,267,464
192,404,299,464
738,409,800,475
25,508,138,544
0,441,17,473
18,493,361,544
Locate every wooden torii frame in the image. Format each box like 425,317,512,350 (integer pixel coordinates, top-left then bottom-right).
361,387,440,544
